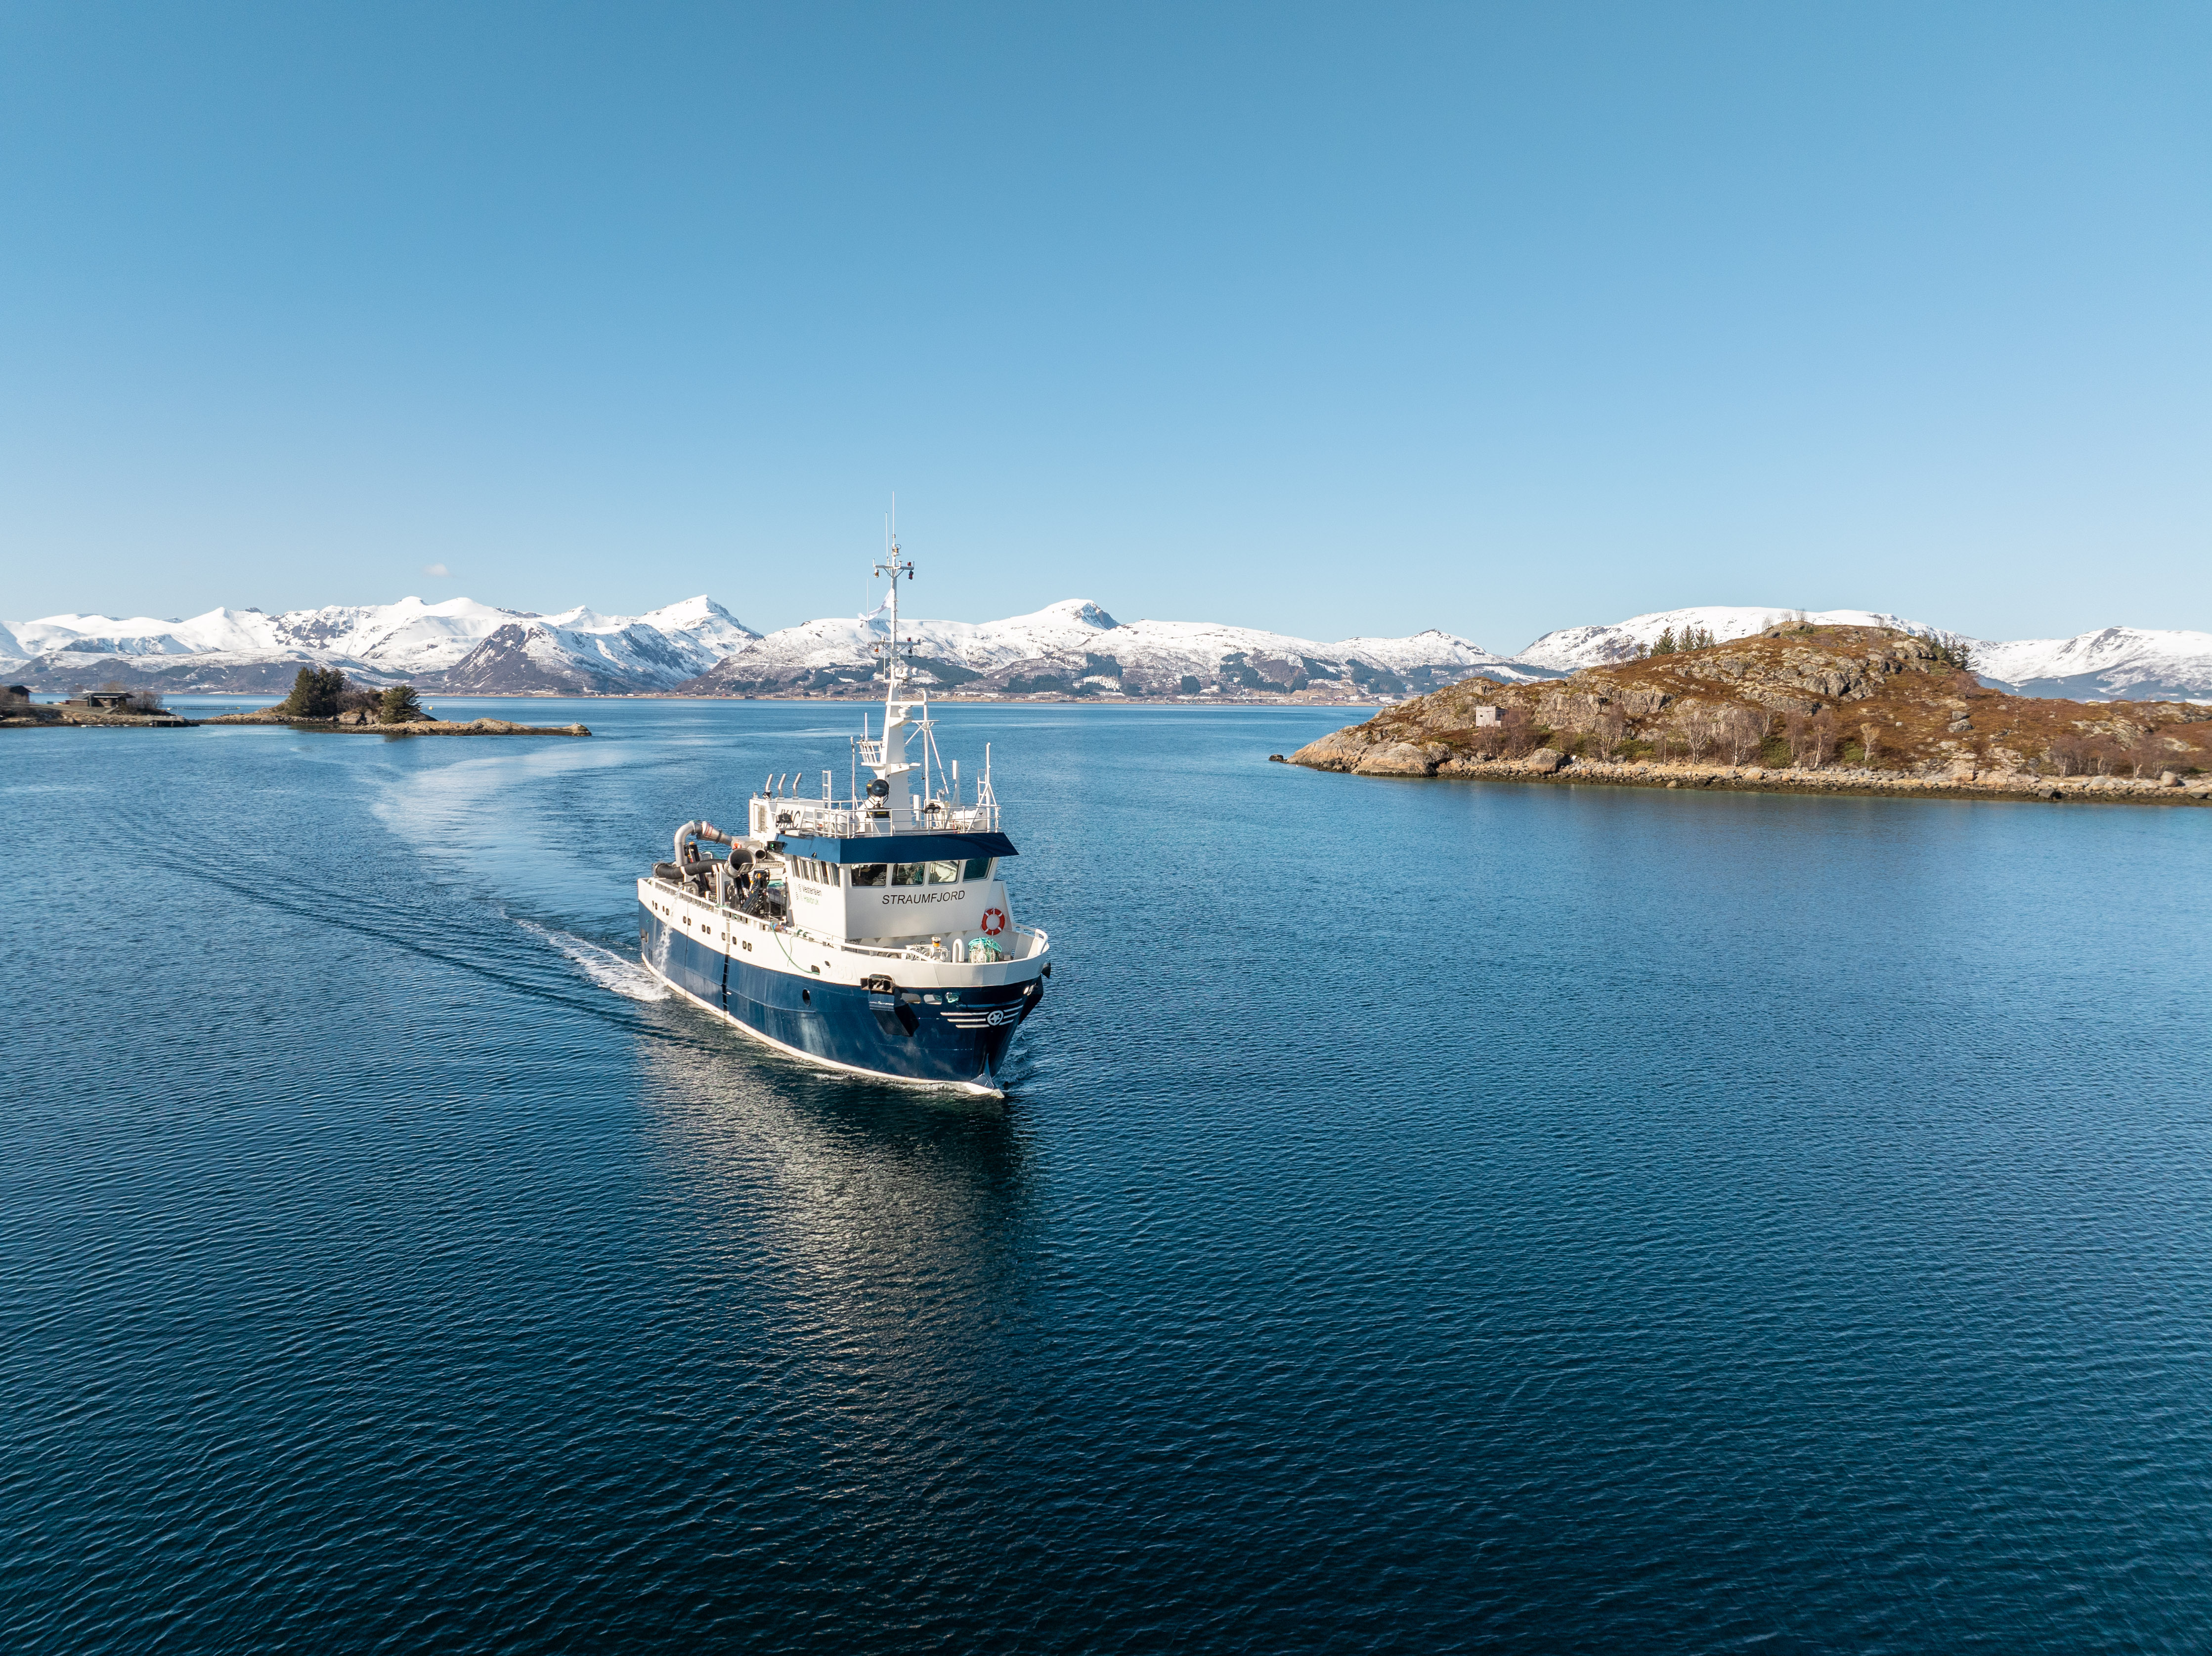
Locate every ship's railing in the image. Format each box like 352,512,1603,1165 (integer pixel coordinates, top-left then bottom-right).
753,798,1000,839
765,916,938,962
839,939,941,961
694,898,1047,966
789,923,1050,965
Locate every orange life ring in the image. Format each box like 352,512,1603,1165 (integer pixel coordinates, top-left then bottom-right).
981,906,1007,937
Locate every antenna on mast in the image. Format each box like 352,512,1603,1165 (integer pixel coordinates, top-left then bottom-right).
872,498,915,692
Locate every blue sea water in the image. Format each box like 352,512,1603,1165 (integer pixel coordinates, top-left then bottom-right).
4,698,2210,1654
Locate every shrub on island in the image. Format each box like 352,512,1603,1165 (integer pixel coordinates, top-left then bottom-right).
380,684,428,723
278,665,350,719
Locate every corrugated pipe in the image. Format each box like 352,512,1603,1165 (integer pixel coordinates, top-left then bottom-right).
673,819,735,867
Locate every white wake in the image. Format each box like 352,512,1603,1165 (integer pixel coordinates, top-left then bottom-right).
515,918,670,1002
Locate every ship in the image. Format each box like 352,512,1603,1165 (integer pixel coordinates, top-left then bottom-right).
636,537,1050,1094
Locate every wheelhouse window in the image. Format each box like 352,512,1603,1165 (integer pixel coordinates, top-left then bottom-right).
893,862,925,887
925,859,959,885
851,863,887,887
962,857,994,881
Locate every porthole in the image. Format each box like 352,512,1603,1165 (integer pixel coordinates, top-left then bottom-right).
802,988,812,1004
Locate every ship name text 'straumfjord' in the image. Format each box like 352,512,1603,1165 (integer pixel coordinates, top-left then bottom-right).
635,536,1050,1094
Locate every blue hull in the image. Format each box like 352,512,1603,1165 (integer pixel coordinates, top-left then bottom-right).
639,906,1039,1089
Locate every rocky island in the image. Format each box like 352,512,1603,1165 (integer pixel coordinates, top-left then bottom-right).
200,666,589,736
1,668,587,736
1288,623,2211,806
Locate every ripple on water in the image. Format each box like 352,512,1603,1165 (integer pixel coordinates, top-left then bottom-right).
2,703,2210,1655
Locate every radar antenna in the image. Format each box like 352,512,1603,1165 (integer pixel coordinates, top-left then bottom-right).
862,507,923,819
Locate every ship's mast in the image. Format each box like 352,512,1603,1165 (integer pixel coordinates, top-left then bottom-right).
869,526,920,818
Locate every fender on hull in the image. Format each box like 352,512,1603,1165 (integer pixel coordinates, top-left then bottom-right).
639,906,1038,1092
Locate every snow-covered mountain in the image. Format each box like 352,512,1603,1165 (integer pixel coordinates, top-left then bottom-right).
0,590,1525,698
1514,606,1951,673
1512,606,2212,701
0,596,758,693
441,600,761,693
678,598,1547,698
1972,627,2212,703
8,591,2205,702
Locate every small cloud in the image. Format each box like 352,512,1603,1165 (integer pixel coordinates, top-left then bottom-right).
423,562,450,578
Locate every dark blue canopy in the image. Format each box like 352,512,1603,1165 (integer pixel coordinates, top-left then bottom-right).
773,831,1017,865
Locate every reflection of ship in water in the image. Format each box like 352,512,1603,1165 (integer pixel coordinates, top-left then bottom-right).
637,1038,1034,1395
638,540,1050,1095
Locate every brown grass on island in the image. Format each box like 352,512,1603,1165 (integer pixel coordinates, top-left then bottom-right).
1290,622,2210,800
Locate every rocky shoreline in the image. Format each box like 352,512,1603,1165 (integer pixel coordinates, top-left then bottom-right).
1,707,194,729
1282,623,2210,807
2,708,589,736
1283,738,2211,806
202,709,590,735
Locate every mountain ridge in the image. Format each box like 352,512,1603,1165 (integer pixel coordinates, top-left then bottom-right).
673,599,1545,699
5,596,2207,702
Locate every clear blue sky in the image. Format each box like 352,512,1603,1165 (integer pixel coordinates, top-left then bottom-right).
3,2,2207,649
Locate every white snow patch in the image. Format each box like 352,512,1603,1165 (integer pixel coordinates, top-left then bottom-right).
18,586,2209,703
702,601,1544,691
10,594,761,692
1974,627,2212,702
1513,606,1949,673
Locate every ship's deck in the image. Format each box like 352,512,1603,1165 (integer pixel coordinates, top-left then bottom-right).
641,873,1047,973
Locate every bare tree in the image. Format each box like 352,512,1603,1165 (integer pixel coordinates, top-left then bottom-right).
1784,711,1810,767
1809,708,1837,769
1587,708,1626,761
1722,705,1767,765
1684,714,1712,763
2125,725,2167,778
1860,722,1881,767
1501,706,1538,759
